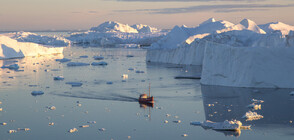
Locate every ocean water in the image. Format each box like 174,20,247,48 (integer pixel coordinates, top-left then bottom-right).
0,42,294,139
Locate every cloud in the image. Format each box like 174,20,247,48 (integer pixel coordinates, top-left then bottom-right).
115,3,294,14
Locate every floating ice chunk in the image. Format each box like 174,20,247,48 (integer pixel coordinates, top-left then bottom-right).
251,99,264,103
201,120,243,131
87,121,96,124
69,128,78,133
290,91,294,96
49,122,54,126
91,61,108,66
106,81,113,85
173,120,181,123
128,68,134,71
122,74,128,79
55,58,71,63
122,80,127,82
242,111,263,121
79,55,88,58
48,106,56,110
99,128,106,131
54,76,64,80
135,70,145,73
67,62,90,66
17,128,30,131
247,104,261,110
31,91,44,96
126,55,134,57
66,82,83,87
164,120,168,123
8,130,17,133
80,125,89,128
1,64,20,70
182,134,188,137
190,121,202,126
0,108,2,111
93,56,104,60
77,103,82,107
1,122,7,125
128,136,131,139
166,114,171,117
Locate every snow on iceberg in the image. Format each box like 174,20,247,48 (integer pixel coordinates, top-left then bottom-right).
0,35,64,60
68,21,166,46
5,31,71,47
259,22,294,35
146,18,268,65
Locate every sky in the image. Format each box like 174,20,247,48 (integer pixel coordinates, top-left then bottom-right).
0,0,293,31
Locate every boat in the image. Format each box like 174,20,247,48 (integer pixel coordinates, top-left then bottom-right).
139,83,154,104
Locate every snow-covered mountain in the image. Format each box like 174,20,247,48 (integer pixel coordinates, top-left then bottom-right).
259,22,294,35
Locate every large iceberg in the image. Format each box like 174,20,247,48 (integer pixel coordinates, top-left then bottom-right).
0,35,64,59
68,21,166,46
4,31,71,47
201,30,294,88
259,22,294,35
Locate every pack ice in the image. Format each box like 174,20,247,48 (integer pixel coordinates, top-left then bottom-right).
67,21,166,46
146,18,294,88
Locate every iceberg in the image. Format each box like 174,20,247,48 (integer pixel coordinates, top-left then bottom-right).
5,31,70,47
0,35,64,60
259,22,294,35
67,21,166,46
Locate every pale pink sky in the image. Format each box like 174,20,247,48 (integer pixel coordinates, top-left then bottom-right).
0,0,293,31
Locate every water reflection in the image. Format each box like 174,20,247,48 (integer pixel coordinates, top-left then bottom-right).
201,85,294,136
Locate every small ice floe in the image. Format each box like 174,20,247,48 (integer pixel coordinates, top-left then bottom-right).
122,74,128,79
106,81,113,85
49,122,54,126
128,136,131,139
48,106,56,110
164,120,168,123
182,134,188,137
44,69,49,72
79,55,88,58
87,121,96,124
17,128,30,131
191,120,249,131
251,99,264,103
0,108,2,111
242,111,263,121
91,61,108,66
31,91,44,96
126,55,134,57
166,114,171,117
56,58,71,63
173,120,181,123
1,122,7,125
77,103,82,107
66,82,83,87
80,125,89,128
99,128,106,131
8,130,17,133
1,64,20,70
128,68,134,71
289,91,294,96
247,104,261,110
93,56,104,60
174,116,179,119
122,80,127,82
135,70,145,73
54,76,64,80
67,62,90,67
69,128,78,133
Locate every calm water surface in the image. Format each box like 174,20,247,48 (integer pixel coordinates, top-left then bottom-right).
0,45,294,140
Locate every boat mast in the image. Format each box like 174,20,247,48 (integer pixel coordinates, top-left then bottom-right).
149,83,151,97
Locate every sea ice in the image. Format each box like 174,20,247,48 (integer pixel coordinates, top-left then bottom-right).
1,64,19,70
66,82,83,87
91,61,108,66
93,56,104,60
55,58,71,63
69,128,78,133
54,76,64,80
31,91,44,96
242,111,263,121
67,62,90,66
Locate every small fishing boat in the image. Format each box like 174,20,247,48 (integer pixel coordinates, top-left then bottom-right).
139,83,154,104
